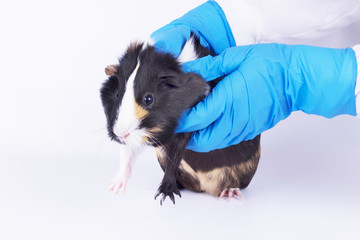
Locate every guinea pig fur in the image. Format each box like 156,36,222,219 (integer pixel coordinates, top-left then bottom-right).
100,34,261,205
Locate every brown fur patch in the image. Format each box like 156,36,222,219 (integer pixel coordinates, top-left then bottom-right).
142,126,163,144
148,126,163,133
134,100,149,120
179,160,197,179
155,147,166,170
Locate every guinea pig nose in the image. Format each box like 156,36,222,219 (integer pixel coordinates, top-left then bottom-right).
123,132,131,139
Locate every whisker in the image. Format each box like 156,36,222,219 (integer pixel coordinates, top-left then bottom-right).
90,127,107,135
146,134,163,149
93,136,110,163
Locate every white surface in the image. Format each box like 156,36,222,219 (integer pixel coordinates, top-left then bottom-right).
0,1,360,240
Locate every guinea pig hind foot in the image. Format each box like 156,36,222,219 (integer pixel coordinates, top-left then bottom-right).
218,188,242,202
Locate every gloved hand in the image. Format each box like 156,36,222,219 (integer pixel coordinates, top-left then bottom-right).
151,1,235,56
176,44,358,152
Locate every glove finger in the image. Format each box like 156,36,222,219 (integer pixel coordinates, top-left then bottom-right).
186,105,235,152
151,25,192,57
181,45,253,81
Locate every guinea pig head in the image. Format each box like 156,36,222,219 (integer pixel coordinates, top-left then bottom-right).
100,43,209,148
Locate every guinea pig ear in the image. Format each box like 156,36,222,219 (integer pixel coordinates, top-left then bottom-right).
158,71,182,88
183,72,210,97
105,64,118,76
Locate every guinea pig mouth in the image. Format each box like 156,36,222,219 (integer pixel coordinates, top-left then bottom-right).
109,127,139,145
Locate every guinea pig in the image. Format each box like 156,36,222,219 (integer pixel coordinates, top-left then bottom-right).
100,34,261,205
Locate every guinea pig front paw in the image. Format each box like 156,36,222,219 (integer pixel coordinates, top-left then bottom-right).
154,181,181,205
108,176,128,195
108,170,131,195
218,188,242,202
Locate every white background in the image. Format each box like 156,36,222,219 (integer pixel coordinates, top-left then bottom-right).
1,0,360,239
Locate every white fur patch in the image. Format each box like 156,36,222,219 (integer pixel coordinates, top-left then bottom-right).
145,37,155,49
113,62,144,148
177,37,199,63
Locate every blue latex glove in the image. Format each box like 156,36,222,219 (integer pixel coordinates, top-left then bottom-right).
177,44,358,152
151,1,235,56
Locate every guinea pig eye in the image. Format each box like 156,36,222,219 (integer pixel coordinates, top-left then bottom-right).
143,94,153,106
115,91,119,99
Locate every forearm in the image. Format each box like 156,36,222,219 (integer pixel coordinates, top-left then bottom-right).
282,44,358,118
218,0,360,45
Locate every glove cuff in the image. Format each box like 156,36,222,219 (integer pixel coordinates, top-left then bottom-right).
353,44,360,117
